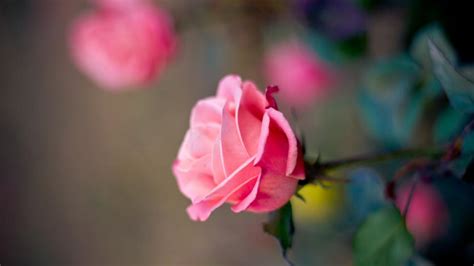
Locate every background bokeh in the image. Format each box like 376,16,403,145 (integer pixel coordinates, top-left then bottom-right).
1,0,473,265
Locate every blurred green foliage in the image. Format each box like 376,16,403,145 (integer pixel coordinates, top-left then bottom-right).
354,206,414,266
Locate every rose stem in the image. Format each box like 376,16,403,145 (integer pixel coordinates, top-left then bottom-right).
317,147,443,173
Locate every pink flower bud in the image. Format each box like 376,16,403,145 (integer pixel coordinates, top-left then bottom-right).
70,3,176,90
264,41,336,107
396,183,449,247
93,0,147,10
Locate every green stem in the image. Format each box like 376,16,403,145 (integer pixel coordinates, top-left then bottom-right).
318,147,443,173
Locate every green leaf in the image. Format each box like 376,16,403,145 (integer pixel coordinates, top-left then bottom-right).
263,202,295,265
354,206,415,266
429,40,474,113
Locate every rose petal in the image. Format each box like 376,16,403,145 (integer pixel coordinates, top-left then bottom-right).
236,82,266,155
190,97,225,127
254,108,303,178
173,155,215,201
246,171,298,213
211,139,226,184
231,174,261,213
198,156,259,202
185,125,219,159
186,176,256,221
187,157,260,221
220,103,250,175
176,130,193,161
216,75,242,102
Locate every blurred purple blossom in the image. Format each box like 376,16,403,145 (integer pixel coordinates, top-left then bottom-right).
295,0,367,40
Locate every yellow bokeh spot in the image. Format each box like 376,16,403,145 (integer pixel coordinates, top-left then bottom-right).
291,183,344,224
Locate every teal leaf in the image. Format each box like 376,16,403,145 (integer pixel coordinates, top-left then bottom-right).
448,119,474,178
410,23,456,70
433,107,470,144
429,40,474,113
461,121,474,155
359,55,425,147
353,206,415,266
449,155,473,178
440,117,474,178
263,202,295,265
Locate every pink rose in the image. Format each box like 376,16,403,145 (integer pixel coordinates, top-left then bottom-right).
70,4,176,90
396,183,449,246
264,41,335,107
173,75,305,221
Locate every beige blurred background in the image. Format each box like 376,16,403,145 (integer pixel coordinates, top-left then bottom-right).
0,0,394,265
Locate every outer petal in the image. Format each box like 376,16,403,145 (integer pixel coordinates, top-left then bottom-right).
216,75,242,102
172,155,215,201
176,130,193,162
231,174,261,213
190,97,225,127
179,125,219,160
245,171,298,213
236,82,266,155
196,157,259,202
211,139,226,184
254,108,304,179
187,157,260,221
290,143,305,178
220,103,250,175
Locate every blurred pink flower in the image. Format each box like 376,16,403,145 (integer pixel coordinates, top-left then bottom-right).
396,183,449,247
70,4,176,90
173,75,305,221
93,0,148,10
264,41,336,107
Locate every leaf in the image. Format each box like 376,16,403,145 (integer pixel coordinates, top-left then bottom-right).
358,55,425,147
410,23,456,70
442,118,474,178
429,40,474,113
294,191,306,202
449,155,474,178
433,107,470,144
354,206,415,266
263,202,295,265
461,121,474,155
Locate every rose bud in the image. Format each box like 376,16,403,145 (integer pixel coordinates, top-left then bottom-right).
69,3,176,90
264,41,336,107
396,183,449,247
173,75,305,221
